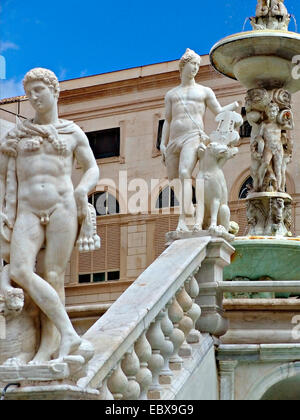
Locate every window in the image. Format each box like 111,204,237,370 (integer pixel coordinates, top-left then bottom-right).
86,127,120,159
155,186,196,209
156,120,165,151
79,271,120,284
156,186,179,209
239,176,253,199
239,107,252,138
89,192,120,216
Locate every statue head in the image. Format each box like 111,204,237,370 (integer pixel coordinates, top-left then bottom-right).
265,102,279,120
179,48,201,76
23,68,60,111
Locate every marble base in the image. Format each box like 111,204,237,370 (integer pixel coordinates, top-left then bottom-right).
0,363,69,383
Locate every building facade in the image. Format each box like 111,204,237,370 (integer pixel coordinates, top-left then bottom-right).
1,55,300,330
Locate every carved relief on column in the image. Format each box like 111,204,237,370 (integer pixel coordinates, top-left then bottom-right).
245,87,294,236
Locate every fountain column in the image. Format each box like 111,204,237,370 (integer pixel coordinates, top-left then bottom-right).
210,0,300,237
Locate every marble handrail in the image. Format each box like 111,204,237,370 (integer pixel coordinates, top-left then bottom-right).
199,281,300,294
77,236,210,395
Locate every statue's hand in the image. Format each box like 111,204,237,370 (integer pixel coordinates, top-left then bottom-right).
74,188,88,220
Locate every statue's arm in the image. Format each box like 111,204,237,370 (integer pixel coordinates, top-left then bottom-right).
205,87,239,116
160,93,172,162
74,129,100,220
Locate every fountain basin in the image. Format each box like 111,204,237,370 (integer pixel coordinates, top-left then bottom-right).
224,237,300,281
210,30,300,93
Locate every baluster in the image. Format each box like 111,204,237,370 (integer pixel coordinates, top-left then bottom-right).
176,285,193,357
159,307,174,385
186,275,202,344
121,348,141,400
168,296,185,371
135,331,153,400
98,373,114,400
146,317,165,400
107,360,129,400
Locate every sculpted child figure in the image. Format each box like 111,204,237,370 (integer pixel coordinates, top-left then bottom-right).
0,68,100,365
160,48,239,232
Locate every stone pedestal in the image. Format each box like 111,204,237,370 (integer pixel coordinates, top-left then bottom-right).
246,192,292,237
195,238,234,337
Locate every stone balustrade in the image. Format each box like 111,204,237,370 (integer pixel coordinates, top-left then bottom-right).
76,236,218,399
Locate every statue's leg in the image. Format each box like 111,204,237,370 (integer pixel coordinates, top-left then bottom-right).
194,176,204,231
273,153,283,192
209,198,221,229
258,150,272,190
219,204,230,231
32,207,78,363
9,211,81,360
178,143,198,232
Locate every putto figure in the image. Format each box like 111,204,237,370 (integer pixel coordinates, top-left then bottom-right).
160,48,239,232
0,68,100,365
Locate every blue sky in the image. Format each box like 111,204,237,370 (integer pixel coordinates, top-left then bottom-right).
0,0,300,99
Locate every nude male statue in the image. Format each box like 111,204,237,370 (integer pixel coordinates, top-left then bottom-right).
160,48,239,232
256,102,293,192
0,68,99,364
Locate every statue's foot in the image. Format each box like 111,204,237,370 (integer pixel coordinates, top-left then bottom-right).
176,218,190,233
3,356,27,367
208,225,234,242
193,224,203,232
58,334,82,360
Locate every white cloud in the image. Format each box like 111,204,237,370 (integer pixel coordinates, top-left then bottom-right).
0,41,19,53
0,78,24,100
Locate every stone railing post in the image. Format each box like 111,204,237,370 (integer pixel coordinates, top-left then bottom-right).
195,238,234,337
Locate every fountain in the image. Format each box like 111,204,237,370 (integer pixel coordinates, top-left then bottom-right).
210,0,300,283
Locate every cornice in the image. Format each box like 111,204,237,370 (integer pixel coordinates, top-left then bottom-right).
58,64,228,105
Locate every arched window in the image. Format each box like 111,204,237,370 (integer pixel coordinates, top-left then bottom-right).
239,176,253,199
155,186,196,209
155,186,179,209
89,192,120,216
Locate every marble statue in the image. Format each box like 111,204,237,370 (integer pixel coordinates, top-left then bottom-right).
194,111,243,240
251,0,290,30
246,88,294,194
0,68,100,369
160,48,239,233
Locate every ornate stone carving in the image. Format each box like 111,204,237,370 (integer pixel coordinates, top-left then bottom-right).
245,86,294,237
160,48,239,233
251,0,290,31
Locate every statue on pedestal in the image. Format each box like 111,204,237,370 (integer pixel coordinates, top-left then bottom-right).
245,87,294,236
0,68,99,377
160,48,239,233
